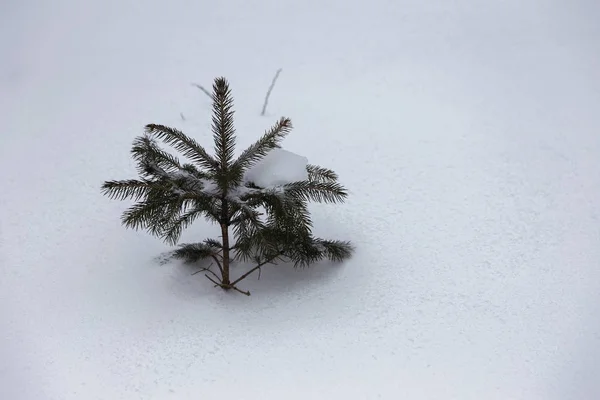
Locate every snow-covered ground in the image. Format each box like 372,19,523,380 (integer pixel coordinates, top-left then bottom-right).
2,1,600,399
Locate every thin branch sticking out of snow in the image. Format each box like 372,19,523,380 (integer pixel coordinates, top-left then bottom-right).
191,83,212,99
261,69,282,116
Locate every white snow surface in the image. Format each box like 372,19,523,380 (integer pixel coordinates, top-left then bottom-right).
2,1,600,399
244,148,309,187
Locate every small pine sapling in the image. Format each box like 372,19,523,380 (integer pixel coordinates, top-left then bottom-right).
102,77,353,295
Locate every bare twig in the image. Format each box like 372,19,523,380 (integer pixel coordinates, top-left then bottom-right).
180,112,186,121
210,255,224,275
191,83,212,99
206,269,222,282
205,273,221,287
261,68,282,116
230,252,284,287
231,286,251,296
191,263,221,283
204,274,250,295
197,251,284,296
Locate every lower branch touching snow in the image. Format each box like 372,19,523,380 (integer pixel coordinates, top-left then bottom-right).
196,252,285,296
205,273,251,296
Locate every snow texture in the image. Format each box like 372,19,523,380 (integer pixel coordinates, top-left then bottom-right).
2,0,600,399
244,148,309,187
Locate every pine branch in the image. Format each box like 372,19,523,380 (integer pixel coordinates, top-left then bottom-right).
182,240,224,274
121,194,191,237
145,124,218,172
229,189,314,264
283,236,354,268
283,180,348,204
172,241,221,263
211,78,237,174
313,238,355,262
162,208,203,245
233,223,302,267
137,159,219,201
307,164,339,183
230,207,266,262
131,135,183,177
121,203,163,234
180,163,212,180
265,196,313,235
261,68,282,116
169,174,216,197
231,204,264,229
204,238,224,249
232,117,292,176
111,171,220,243
238,189,314,243
101,179,153,201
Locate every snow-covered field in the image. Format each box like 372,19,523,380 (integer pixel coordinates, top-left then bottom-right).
2,1,600,399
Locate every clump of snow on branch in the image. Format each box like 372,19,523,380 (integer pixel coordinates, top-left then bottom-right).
244,148,308,188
